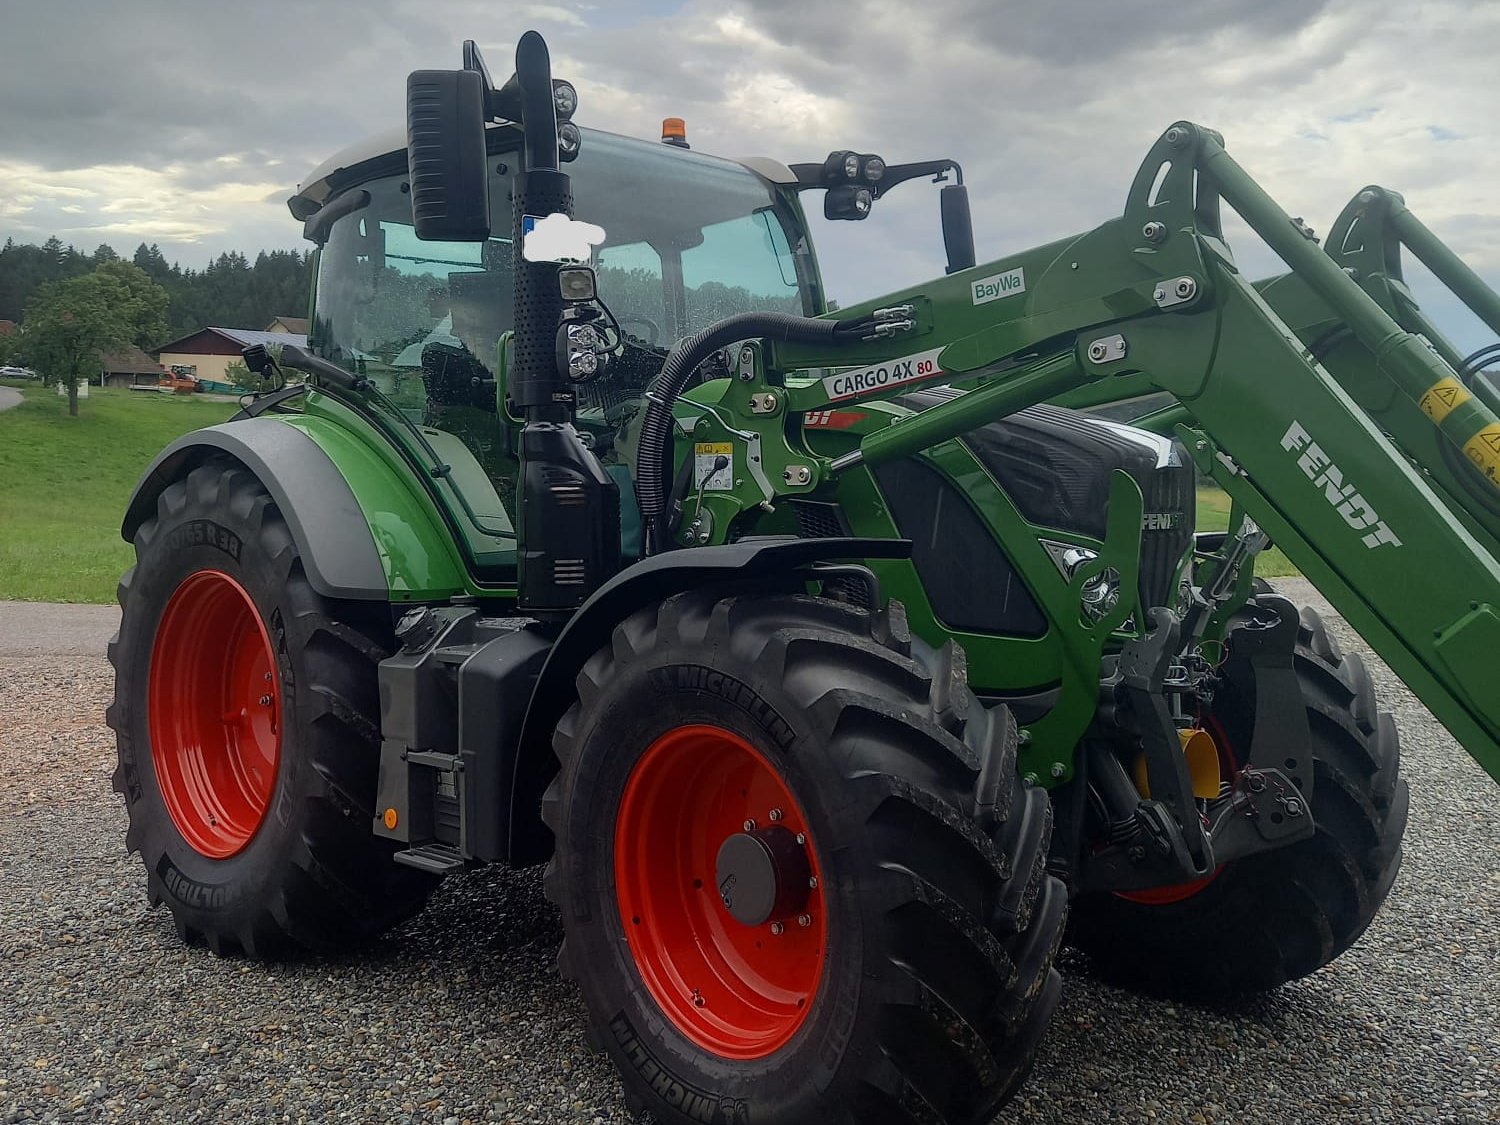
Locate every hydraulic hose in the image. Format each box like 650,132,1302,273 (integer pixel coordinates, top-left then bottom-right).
635,311,867,553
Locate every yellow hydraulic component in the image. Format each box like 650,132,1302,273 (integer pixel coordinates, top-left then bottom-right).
1134,727,1222,800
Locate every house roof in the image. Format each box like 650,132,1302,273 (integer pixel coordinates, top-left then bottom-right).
211,327,309,349
154,326,308,356
267,316,309,334
100,345,161,375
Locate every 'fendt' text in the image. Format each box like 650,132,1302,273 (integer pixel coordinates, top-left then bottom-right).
1281,421,1402,549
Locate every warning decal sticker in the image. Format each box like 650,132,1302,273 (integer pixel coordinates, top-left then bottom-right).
1462,423,1500,484
693,442,734,491
1418,376,1471,424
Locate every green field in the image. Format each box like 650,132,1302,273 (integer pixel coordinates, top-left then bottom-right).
1195,485,1298,577
0,378,1295,603
0,380,236,602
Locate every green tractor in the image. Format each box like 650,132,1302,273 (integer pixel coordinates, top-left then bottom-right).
109,31,1499,1124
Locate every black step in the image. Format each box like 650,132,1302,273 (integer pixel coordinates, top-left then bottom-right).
393,843,466,874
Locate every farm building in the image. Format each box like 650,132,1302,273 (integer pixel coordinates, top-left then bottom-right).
153,326,308,385
99,346,162,388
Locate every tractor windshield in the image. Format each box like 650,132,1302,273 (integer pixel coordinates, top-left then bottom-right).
310,130,815,401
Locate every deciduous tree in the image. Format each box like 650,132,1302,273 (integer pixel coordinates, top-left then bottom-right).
13,270,149,416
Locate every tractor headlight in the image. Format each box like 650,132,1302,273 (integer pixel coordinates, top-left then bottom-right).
1059,546,1097,576
558,266,597,302
552,80,578,120
1079,567,1121,624
567,322,602,353
558,121,582,162
862,155,885,183
825,185,873,221
568,348,600,380
842,151,861,179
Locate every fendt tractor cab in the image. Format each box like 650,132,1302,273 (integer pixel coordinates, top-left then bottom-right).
285,94,980,586
111,30,1498,1125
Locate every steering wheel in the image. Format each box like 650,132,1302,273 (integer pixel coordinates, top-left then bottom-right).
616,316,662,348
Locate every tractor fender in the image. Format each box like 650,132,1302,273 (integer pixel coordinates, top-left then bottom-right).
505,536,913,863
121,419,389,601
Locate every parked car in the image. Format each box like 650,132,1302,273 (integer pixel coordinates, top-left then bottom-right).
0,366,38,380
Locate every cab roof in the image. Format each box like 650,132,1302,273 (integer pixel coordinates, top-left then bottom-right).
288,124,796,222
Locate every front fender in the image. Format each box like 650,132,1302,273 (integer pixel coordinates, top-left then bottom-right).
506,536,912,863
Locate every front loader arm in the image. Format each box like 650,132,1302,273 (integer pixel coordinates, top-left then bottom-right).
681,121,1500,783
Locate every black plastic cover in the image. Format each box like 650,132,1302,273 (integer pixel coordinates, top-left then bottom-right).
516,421,621,615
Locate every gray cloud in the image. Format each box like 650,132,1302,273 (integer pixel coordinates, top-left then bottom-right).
0,0,1496,356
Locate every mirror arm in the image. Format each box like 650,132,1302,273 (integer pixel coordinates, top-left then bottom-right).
301,189,370,246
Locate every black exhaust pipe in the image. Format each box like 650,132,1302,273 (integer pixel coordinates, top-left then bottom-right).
507,30,574,420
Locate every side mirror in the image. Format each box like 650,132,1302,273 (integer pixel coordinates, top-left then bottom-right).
241,344,273,375
406,68,491,241
940,184,976,274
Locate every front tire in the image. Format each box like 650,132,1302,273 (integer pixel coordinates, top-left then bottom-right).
543,591,1065,1124
107,460,434,957
1068,603,1409,996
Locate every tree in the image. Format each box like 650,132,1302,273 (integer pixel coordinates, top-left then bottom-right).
223,358,274,394
94,260,170,349
4,235,313,340
14,271,137,415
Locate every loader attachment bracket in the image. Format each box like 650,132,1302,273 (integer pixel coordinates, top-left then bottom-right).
1115,608,1214,873
1218,593,1316,803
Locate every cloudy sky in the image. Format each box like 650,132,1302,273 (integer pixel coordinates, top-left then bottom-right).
2,0,1497,349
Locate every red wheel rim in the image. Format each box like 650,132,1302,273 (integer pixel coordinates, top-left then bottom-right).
148,570,281,859
614,724,826,1060
1116,715,1238,906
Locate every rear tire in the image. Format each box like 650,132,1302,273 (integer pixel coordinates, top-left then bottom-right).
107,460,435,957
543,590,1065,1124
1068,603,1408,996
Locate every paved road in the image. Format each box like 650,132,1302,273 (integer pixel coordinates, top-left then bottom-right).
0,386,22,412
0,583,1493,1123
0,600,119,656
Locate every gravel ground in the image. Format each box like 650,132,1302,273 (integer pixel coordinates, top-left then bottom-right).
0,581,1495,1124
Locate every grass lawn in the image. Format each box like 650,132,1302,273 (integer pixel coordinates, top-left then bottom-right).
0,380,236,602
1196,485,1298,578
0,376,1297,602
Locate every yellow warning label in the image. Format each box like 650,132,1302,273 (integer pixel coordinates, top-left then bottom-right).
693,442,734,491
1462,423,1500,486
1418,376,1471,423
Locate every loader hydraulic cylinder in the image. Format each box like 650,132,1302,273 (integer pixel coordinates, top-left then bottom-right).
1204,139,1500,489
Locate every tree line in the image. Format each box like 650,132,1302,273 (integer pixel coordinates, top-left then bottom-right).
0,237,313,346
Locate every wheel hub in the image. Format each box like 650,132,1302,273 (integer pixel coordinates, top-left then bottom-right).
715,826,812,927
147,570,281,859
614,724,826,1059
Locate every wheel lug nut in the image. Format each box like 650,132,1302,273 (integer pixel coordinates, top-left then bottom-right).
797,914,812,928
258,694,272,706
743,819,756,831
808,876,818,889
795,833,806,845
769,922,784,936
768,808,783,822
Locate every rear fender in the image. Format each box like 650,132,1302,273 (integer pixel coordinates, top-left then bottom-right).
122,417,468,602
